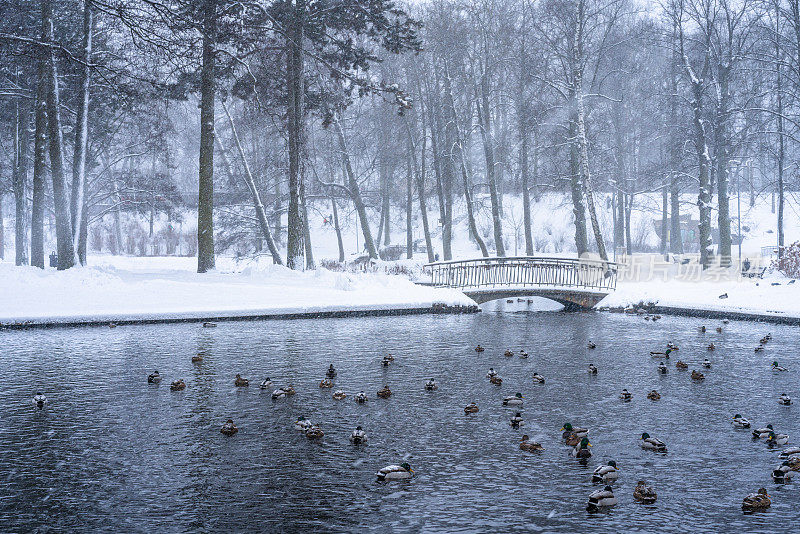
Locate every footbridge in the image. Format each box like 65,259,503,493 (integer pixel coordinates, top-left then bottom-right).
422,256,617,310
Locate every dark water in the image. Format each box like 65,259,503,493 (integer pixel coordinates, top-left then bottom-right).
1,301,798,533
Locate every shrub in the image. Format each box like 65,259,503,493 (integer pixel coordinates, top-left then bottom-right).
775,241,800,279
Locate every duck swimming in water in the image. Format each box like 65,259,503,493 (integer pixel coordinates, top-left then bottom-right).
333,390,347,400
464,403,479,414
148,371,161,384
305,425,324,440
504,349,514,357
220,419,238,436
510,412,523,428
486,368,497,379
741,488,770,513
732,414,751,429
675,360,688,369
381,356,392,367
475,345,485,352
561,423,588,440
588,364,598,374
425,378,437,391
650,347,673,358
326,364,337,379
753,424,775,439
191,353,203,363
592,461,618,483
319,379,333,388
32,392,47,410
691,370,705,380
490,375,503,385
355,391,368,403
647,390,661,401
767,431,789,447
633,481,657,504
377,463,413,480
772,361,787,371
572,437,592,458
234,374,249,387
779,393,792,406
259,378,272,390
271,388,287,400
779,446,800,458
170,379,186,391
587,342,596,349
586,486,617,512
377,386,392,398
532,373,545,384
519,435,543,452
294,417,312,431
503,393,524,406
519,350,529,359
639,433,667,452
658,362,668,374
350,426,367,444
772,461,795,483
703,358,712,368
619,389,632,401
707,343,715,351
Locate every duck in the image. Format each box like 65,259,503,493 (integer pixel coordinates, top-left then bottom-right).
425,378,438,391
691,370,705,380
170,379,186,391
294,417,312,431
772,461,795,483
760,335,771,345
376,463,413,480
326,364,337,379
779,446,800,458
647,390,661,401
532,373,545,384
191,353,203,363
202,322,217,328
271,388,287,400
702,358,712,368
741,488,770,513
732,414,751,429
464,403,479,414
519,350,529,359
220,419,238,436
147,371,161,384
588,364,598,374
592,461,619,483
715,326,723,333
571,437,592,458
259,378,273,390
772,361,787,371
333,390,347,400
283,385,296,395
377,386,392,398
490,375,503,385
305,425,324,440
700,325,706,333
675,360,688,369
779,393,792,406
234,374,249,387
667,342,679,351
355,391,368,403
561,423,588,440
754,346,764,353
767,431,789,447
503,392,524,407
350,426,367,444
587,342,596,349
619,389,632,401
504,349,514,357
633,481,657,504
475,345,485,353
639,432,667,452
753,424,775,439
381,356,392,367
658,362,668,374
650,348,673,359
32,392,47,410
510,412,523,428
319,379,333,388
520,434,544,452
486,368,497,379
586,486,617,512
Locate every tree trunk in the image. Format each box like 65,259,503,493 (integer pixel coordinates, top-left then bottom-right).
301,183,314,269
31,72,46,269
406,151,413,259
689,79,713,267
331,196,345,262
568,115,589,256
43,0,75,270
405,113,435,263
519,108,533,255
661,187,668,257
670,177,683,254
476,71,505,256
70,0,92,265
715,64,732,267
625,193,632,254
13,102,30,265
197,0,217,272
285,0,305,269
436,65,454,260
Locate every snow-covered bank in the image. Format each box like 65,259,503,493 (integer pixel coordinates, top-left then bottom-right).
0,259,476,327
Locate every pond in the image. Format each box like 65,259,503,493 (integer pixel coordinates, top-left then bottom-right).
0,299,798,532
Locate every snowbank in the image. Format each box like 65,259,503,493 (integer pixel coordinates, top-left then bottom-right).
0,260,475,327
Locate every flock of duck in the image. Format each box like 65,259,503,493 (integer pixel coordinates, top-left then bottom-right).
27,320,796,513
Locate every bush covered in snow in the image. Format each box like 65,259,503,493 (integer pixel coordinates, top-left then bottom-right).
776,241,800,279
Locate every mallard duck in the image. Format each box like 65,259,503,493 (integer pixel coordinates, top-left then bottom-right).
647,390,661,401
753,424,774,439
220,419,238,436
572,437,592,458
425,378,437,391
377,463,413,480
715,326,723,333
520,434,544,452
319,379,333,388
271,388,287,400
658,362,668,374
732,414,751,429
767,431,789,447
760,335,771,345
772,462,795,483
333,390,347,400
592,461,619,483
350,426,367,444
779,446,800,458
355,391,368,403
170,379,186,391
619,388,632,401
565,433,581,446
519,350,529,359
676,360,688,369
147,371,161,384
741,488,770,512
633,481,657,504
588,364,598,374
587,342,596,349
32,392,47,409
486,368,497,379
504,349,514,357
561,423,588,440
259,378,272,390
691,370,705,380
503,392,524,406
779,393,792,406
381,356,392,367
464,403,479,414
639,432,667,452
191,354,203,363
377,386,392,398
475,345,485,353
490,375,503,385
532,373,545,384
326,364,337,379
510,412,523,428
650,348,673,358
294,417,312,431
702,358,712,368
203,322,217,328
772,361,787,371
234,374,249,387
667,342,679,351
700,325,706,333
305,425,324,440
754,346,764,353
284,385,296,395
587,486,617,511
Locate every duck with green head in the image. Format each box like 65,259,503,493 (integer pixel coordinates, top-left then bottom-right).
639,433,667,452
377,462,414,480
561,423,588,440
571,437,592,458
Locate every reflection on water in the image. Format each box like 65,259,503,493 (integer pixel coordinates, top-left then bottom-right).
0,304,798,532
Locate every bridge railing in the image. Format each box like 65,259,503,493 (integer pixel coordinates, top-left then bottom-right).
423,256,617,291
